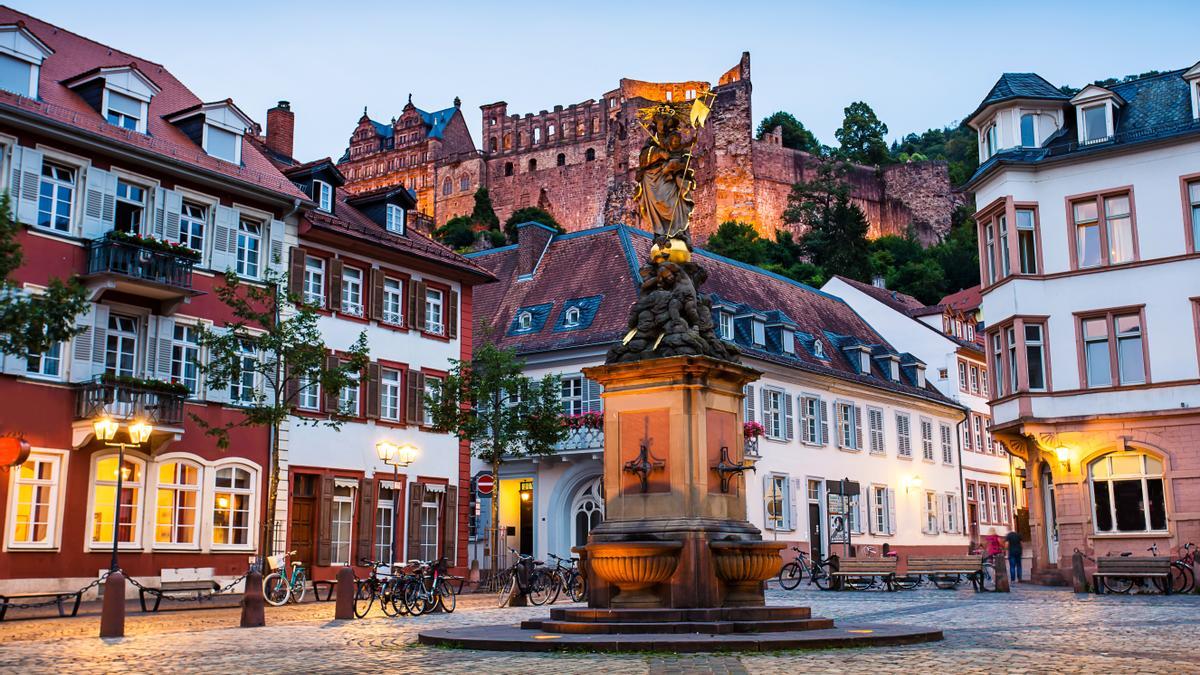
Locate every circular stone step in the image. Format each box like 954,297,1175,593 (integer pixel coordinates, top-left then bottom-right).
548,606,813,623
524,617,836,635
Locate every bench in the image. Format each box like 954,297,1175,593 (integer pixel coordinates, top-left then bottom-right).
312,579,338,602
0,591,83,621
139,580,221,612
1093,556,1173,595
906,555,986,591
830,559,899,591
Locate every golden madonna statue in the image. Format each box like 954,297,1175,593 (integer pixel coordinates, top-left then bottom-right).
634,92,714,253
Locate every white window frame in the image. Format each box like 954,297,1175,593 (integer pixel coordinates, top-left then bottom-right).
764,388,786,440
563,306,582,328
314,180,333,212
871,484,889,535
375,485,396,564
303,256,325,306
386,204,406,234
418,490,440,561
1089,453,1168,535
380,368,401,421
764,473,792,531
940,423,954,464
339,371,361,417
37,160,77,233
105,312,140,378
210,463,257,550
178,201,207,252
341,266,364,317
170,322,202,397
230,339,260,404
718,311,733,340
799,394,820,445
0,51,37,98
382,276,404,325
425,288,444,335
423,376,442,426
517,311,533,331
103,88,148,134
944,493,959,533
835,401,855,450
297,371,320,411
25,340,64,380
923,490,940,534
5,448,68,551
236,217,262,279
752,320,766,346
202,123,242,164
151,456,203,550
86,451,148,551
330,484,355,566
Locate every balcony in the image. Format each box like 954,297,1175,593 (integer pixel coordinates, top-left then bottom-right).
81,234,201,313
75,378,187,427
558,426,604,454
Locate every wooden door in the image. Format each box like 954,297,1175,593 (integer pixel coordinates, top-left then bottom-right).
290,473,317,567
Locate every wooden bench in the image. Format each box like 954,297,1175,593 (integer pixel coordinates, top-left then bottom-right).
906,555,986,591
139,580,221,612
0,591,83,621
1093,556,1173,595
830,559,899,591
312,579,338,602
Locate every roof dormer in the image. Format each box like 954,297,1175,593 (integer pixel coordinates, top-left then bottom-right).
1185,61,1200,120
345,186,417,233
967,73,1069,160
166,99,255,164
1070,85,1124,145
64,64,161,134
284,159,345,213
0,22,52,99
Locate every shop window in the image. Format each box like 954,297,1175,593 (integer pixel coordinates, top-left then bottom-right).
1090,453,1167,533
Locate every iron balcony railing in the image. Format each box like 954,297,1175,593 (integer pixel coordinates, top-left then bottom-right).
86,237,196,289
559,426,604,452
76,379,186,427
1043,118,1200,158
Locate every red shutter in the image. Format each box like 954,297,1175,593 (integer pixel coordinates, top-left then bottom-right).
287,248,305,298
365,362,381,419
328,259,344,312
316,475,334,567
355,478,374,565
447,290,459,339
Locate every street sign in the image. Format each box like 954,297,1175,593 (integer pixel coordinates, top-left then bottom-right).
476,474,495,495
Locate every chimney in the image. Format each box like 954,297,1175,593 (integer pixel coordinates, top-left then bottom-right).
266,101,294,158
516,221,555,279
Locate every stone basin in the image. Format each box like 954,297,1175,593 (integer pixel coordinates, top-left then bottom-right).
710,540,787,606
586,541,683,607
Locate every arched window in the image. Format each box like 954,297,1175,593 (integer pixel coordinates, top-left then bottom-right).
564,306,581,327
442,178,451,196
813,339,826,358
585,148,596,162
459,174,469,191
155,459,202,546
212,465,255,547
571,478,604,548
504,162,514,177
517,311,533,331
528,158,537,172
556,153,566,167
91,454,146,547
1089,452,1167,533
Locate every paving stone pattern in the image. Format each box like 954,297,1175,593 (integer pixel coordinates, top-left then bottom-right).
1,585,1197,673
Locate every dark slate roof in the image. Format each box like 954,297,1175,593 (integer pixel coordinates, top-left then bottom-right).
966,68,1200,187
418,107,457,140
971,73,1067,118
469,225,959,408
369,119,394,139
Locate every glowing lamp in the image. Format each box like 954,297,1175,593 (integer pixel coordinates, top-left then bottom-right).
376,441,398,463
128,420,153,445
1054,446,1072,471
906,475,923,494
93,417,119,443
520,491,531,502
397,443,418,467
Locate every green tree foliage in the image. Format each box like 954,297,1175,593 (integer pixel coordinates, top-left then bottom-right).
784,156,873,281
889,124,980,186
434,215,477,251
433,188,505,250
755,111,820,153
1058,69,1166,97
0,192,89,358
835,101,889,165
503,206,563,243
470,188,501,231
427,341,566,572
705,221,768,263
193,268,369,558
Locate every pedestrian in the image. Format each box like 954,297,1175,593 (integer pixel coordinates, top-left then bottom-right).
1005,528,1023,583
983,528,1004,562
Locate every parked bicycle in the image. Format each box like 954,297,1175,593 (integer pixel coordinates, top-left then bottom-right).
263,551,308,607
497,548,542,606
1173,543,1197,594
1099,544,1191,594
537,553,587,604
353,559,402,618
401,557,457,615
777,547,835,590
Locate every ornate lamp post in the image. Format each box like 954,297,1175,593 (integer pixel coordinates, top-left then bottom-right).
376,441,418,566
93,417,153,572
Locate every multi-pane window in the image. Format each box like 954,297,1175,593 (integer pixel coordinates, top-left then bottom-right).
718,312,733,340
1104,195,1134,264
1189,181,1200,253
386,204,405,234
8,453,63,547
380,368,401,421
38,162,75,232
560,376,586,416
978,482,991,523
1016,209,1038,274
981,367,989,397
867,407,884,454
924,491,939,533
765,390,786,440
991,333,1005,397
1073,200,1101,268
997,214,1011,278
896,413,912,457
105,314,138,377
154,461,200,546
171,324,201,395
944,494,959,533
1024,323,1046,391
962,417,973,452
973,415,984,452
330,484,354,565
236,218,262,278
105,90,143,131
178,202,206,251
382,278,403,324
940,424,953,464
984,221,996,283
339,371,361,416
297,372,320,411
425,288,444,334
419,491,440,560
1074,193,1135,269
303,256,325,306
1090,453,1168,533
375,486,395,564
212,466,252,546
25,341,63,379
341,266,363,316
989,485,1001,528
91,455,143,545
998,486,1011,525
230,340,259,403
764,474,791,530
920,418,934,460
114,180,146,234
969,365,980,394
800,395,820,444
958,360,968,392
423,376,441,426
872,485,889,534
315,180,333,212
836,402,855,449
1082,312,1145,387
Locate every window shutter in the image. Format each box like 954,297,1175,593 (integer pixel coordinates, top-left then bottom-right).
162,190,183,242
88,303,110,375
210,205,238,273
887,488,897,535
355,478,374,565
788,477,800,531
13,147,43,226
761,388,769,434
369,268,385,320
761,474,774,531
151,187,167,240
328,259,344,312
854,405,863,450
317,475,334,567
406,370,425,424
81,165,116,239
284,361,300,406
406,482,425,560
867,488,878,535
744,385,755,423
365,362,381,419
819,399,830,446
583,377,602,413
323,354,340,412
267,219,286,274
154,316,175,382
783,392,794,440
409,281,427,331
447,289,459,339
287,248,305,299
441,484,458,562
69,303,97,382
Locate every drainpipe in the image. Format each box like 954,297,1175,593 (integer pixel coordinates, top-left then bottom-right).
956,405,968,546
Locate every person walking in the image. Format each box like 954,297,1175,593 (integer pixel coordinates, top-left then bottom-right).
1005,528,1024,583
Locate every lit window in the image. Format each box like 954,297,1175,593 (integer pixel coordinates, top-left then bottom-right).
7,452,64,548
91,455,144,546
236,218,262,278
330,484,354,565
1016,209,1038,274
380,368,401,421
341,266,363,317
205,125,240,163
382,277,403,324
37,162,75,232
1104,195,1134,264
386,204,406,234
178,202,206,251
315,180,333,212
1090,453,1167,533
171,324,201,395
105,90,144,132
114,179,146,234
154,461,200,546
1082,104,1108,143
425,288,444,334
1019,113,1037,147
303,256,325,306
212,465,253,546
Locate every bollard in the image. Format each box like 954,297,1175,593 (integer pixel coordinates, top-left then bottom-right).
334,566,356,620
1071,550,1088,593
994,560,1010,593
240,570,265,628
99,571,126,639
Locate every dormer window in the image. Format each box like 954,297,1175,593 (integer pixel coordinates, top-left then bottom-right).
1019,113,1037,147
0,24,52,99
386,204,405,234
205,125,240,163
782,331,795,354
314,180,333,212
752,319,766,346
812,339,825,359
563,306,581,327
167,101,254,165
984,122,998,158
1081,104,1108,143
64,65,160,135
517,311,533,331
718,311,733,340
104,90,145,131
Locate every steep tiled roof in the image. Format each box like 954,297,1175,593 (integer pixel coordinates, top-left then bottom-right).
970,73,1067,121
0,7,305,201
418,107,457,140
469,225,958,407
938,285,982,314
832,276,926,314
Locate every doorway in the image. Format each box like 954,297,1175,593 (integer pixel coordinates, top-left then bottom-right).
290,473,316,568
968,503,979,543
1040,463,1059,564
518,479,534,556
807,479,824,557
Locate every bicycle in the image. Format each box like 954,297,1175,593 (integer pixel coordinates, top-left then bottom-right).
777,547,835,591
978,553,999,592
401,557,456,615
354,559,402,618
1101,545,1183,594
862,546,922,590
1173,543,1196,594
540,553,586,604
497,548,540,607
263,551,308,606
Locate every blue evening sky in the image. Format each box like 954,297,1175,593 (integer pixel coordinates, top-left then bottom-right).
20,0,1195,160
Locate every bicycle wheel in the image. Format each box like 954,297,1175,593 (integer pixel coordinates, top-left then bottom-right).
263,572,290,606
843,575,875,591
1168,562,1192,594
290,569,308,604
405,581,431,615
1179,563,1196,594
380,578,400,617
497,572,517,607
436,580,457,613
568,572,587,602
391,579,411,616
778,561,804,590
1102,576,1134,594
812,566,834,591
528,570,555,606
545,570,563,605
893,574,922,590
353,580,375,618
932,574,962,590
980,562,998,592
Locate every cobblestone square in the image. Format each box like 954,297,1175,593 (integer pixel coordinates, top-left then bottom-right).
2,585,1198,673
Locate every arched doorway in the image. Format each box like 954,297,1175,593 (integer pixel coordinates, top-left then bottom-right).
1040,462,1059,565
571,477,604,549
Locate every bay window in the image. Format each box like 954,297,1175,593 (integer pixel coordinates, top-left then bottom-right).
1188,180,1200,252
1024,323,1046,391
154,460,200,546
1080,310,1146,388
984,221,996,283
998,215,1010,277
1016,208,1038,274
6,451,65,548
212,465,253,547
1006,326,1018,393
1090,453,1167,533
91,455,144,547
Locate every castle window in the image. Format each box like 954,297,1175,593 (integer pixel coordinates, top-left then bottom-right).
503,134,512,150
518,132,524,147
442,178,451,196
528,159,537,172
592,118,599,133
504,162,514,177
489,138,497,152
488,117,495,126
548,123,555,137
533,127,542,144
557,153,566,167
665,91,673,102
459,174,469,191
585,148,596,162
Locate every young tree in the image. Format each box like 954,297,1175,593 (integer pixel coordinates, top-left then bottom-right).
470,188,501,232
0,193,88,357
427,341,566,573
755,111,820,153
784,156,873,281
193,268,369,559
835,101,890,166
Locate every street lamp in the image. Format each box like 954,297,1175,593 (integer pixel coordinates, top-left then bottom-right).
1054,446,1072,472
93,416,153,572
376,441,418,567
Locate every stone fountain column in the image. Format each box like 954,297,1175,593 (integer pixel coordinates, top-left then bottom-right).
580,355,783,609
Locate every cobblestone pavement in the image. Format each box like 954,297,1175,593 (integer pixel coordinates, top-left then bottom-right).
2,584,1198,673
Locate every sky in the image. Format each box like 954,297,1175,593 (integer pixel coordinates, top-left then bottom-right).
18,0,1197,160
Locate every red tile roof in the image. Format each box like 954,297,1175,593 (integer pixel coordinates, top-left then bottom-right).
938,285,983,314
0,7,305,201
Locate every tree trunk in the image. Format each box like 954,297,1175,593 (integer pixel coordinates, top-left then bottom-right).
491,454,500,575
262,417,281,562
